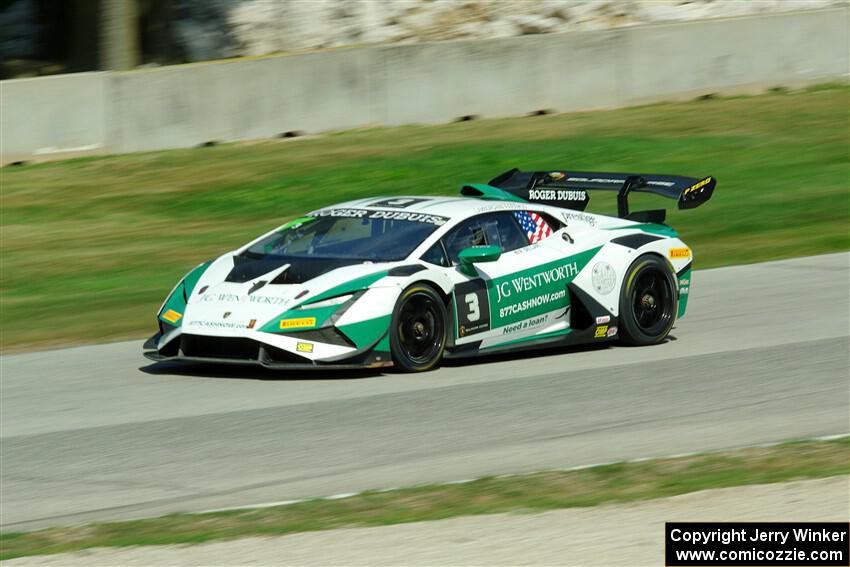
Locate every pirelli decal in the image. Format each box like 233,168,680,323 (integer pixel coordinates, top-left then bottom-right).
669,247,691,259
279,317,317,330
682,177,712,196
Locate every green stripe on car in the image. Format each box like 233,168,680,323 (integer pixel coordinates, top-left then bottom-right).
301,271,388,306
606,223,679,238
158,261,212,327
338,315,392,349
260,271,390,334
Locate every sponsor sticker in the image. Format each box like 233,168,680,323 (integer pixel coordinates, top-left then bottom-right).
493,265,573,323
563,211,597,227
595,315,610,325
511,242,540,255
591,262,617,295
296,342,314,353
201,293,289,306
162,309,182,323
606,326,618,337
279,317,317,330
189,320,248,329
669,247,691,259
501,315,546,335
489,247,600,328
594,325,608,338
528,189,587,202
548,171,566,180
682,176,711,196
565,176,675,188
247,319,257,329
474,202,525,214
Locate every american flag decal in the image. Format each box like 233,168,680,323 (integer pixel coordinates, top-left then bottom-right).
514,211,553,243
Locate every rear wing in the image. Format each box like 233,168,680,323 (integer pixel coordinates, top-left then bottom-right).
477,169,716,221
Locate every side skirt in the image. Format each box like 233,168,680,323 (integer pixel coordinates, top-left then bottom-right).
444,327,616,360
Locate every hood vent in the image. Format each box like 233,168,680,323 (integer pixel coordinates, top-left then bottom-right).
227,254,371,285
269,258,366,284
227,256,288,283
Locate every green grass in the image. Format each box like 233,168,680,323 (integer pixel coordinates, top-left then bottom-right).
1,437,846,560
1,86,848,351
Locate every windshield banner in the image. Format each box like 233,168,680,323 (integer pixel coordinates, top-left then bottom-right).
309,208,449,226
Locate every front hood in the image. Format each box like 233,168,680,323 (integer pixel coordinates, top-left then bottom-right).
181,253,393,335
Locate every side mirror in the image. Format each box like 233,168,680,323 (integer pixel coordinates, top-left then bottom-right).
458,245,501,276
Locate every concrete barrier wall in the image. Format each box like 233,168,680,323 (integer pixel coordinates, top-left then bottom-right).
2,8,847,163
379,28,629,126
623,9,850,103
108,48,380,153
1,73,109,162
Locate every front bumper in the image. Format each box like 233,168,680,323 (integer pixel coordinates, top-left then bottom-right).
142,332,393,370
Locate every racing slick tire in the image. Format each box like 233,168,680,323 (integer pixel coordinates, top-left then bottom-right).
618,254,678,346
390,283,448,372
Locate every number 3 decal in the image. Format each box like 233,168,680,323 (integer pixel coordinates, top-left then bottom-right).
455,279,491,336
464,293,480,322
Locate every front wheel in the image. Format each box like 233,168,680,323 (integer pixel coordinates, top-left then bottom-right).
618,254,678,346
390,284,448,372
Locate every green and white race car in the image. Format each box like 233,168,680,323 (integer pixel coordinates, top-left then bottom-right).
144,169,715,372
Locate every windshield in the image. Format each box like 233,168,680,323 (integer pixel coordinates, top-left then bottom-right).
246,214,439,261
227,213,441,283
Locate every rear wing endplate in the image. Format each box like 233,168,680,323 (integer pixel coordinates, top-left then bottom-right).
485,169,716,220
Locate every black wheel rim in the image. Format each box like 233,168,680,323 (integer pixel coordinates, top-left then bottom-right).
630,266,674,336
397,292,444,365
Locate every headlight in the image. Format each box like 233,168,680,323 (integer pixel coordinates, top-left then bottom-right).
299,294,354,309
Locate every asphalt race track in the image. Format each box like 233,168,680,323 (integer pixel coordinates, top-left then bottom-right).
2,253,848,532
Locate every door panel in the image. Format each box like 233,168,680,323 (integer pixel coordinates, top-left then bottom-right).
443,212,597,345
450,213,598,348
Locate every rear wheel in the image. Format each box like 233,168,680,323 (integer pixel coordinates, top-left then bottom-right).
390,284,447,372
618,254,678,346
